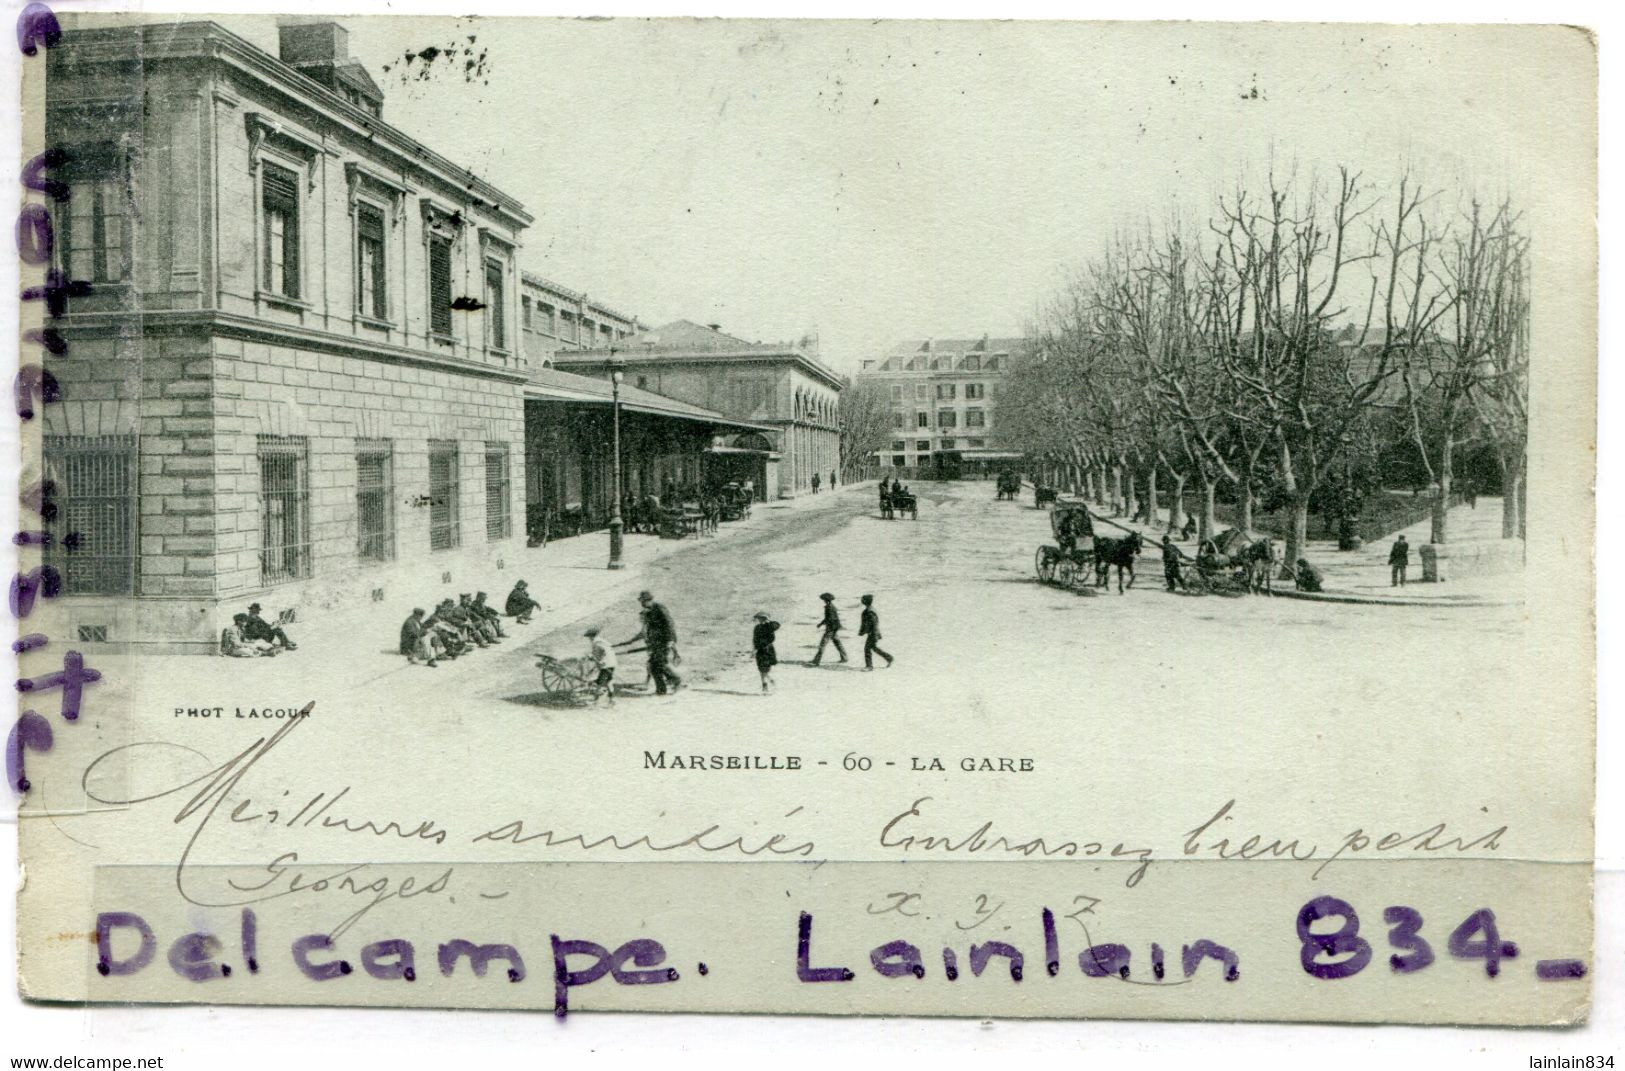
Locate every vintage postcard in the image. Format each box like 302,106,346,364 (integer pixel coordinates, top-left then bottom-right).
10,11,1596,1024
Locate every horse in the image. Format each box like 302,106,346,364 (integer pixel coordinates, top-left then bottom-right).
995,473,1021,501
1092,531,1143,593
1241,537,1280,593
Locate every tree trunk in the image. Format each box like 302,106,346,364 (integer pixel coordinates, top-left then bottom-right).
1169,472,1187,532
1501,451,1524,539
1430,436,1454,544
1198,474,1217,543
1284,493,1311,574
1108,465,1123,515
1146,466,1160,529
1124,469,1138,524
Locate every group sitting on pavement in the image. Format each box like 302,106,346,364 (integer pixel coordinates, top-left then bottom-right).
400,583,537,668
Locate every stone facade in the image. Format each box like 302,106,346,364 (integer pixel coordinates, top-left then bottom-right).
42,19,532,652
519,273,642,368
552,320,842,498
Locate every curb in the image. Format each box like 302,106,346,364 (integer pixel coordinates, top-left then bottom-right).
1268,587,1521,609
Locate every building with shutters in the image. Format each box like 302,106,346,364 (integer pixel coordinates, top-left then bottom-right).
519,273,643,365
856,336,1031,478
40,19,532,652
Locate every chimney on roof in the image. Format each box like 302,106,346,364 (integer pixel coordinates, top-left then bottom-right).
707,323,722,333
278,21,383,117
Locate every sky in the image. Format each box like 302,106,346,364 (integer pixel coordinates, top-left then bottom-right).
76,13,1587,374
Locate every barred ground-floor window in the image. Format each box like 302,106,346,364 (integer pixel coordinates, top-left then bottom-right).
258,435,311,584
485,443,511,541
429,440,460,551
43,434,137,595
356,440,395,561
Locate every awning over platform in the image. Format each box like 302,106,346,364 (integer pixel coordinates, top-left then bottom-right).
525,367,773,434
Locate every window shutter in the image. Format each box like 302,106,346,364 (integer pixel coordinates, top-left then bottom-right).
429,236,452,335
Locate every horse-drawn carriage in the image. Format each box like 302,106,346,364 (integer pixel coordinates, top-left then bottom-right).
881,485,918,520
1034,485,1058,508
630,494,704,540
1034,501,1096,588
995,472,1021,501
1187,528,1279,594
1034,502,1146,592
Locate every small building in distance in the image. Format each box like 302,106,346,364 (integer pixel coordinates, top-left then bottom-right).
551,320,843,499
857,336,1030,478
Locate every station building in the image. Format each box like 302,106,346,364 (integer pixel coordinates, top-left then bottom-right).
41,19,534,652
551,320,843,500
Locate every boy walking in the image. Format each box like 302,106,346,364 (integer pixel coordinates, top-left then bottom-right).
858,594,894,671
585,626,616,707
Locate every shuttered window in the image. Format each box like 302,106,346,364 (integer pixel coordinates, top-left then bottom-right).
484,445,511,541
484,259,506,351
262,164,301,299
356,203,387,320
428,440,460,551
428,234,453,336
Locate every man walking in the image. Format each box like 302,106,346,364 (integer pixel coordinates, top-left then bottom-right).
1160,534,1184,592
619,590,683,695
811,472,821,494
810,592,848,666
1389,534,1411,587
858,593,893,671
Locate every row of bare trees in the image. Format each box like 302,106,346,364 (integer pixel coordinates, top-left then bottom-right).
999,169,1529,568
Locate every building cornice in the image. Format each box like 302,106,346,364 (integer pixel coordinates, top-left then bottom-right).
554,348,845,392
51,21,532,233
53,309,530,387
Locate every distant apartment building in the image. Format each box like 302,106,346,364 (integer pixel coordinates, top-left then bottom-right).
857,336,1030,476
519,273,642,366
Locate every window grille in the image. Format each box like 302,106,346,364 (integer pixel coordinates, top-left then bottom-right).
429,440,460,551
356,441,394,561
262,164,301,299
485,444,511,541
43,435,136,595
258,435,311,584
356,203,387,319
428,234,453,336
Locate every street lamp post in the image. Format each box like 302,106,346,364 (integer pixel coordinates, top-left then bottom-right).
607,361,626,570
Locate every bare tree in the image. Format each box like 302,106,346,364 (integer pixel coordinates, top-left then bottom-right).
837,377,891,482
1399,197,1528,542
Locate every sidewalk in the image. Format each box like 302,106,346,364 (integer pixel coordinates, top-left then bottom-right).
147,479,878,693
1082,493,1522,607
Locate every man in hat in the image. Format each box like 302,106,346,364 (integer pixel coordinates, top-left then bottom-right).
858,594,893,671
505,580,540,624
1389,534,1411,587
810,592,848,666
472,591,508,639
243,603,296,651
618,590,682,695
752,612,780,694
221,613,272,658
584,626,616,707
1160,534,1185,592
400,608,438,667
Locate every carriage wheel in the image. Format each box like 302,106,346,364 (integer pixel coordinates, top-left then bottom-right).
1035,547,1056,582
1057,558,1077,588
539,662,572,697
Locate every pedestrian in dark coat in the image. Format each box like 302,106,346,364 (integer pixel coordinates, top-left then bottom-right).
1389,535,1411,587
811,592,848,665
618,590,683,694
1295,558,1325,593
858,594,893,670
811,472,821,494
1160,535,1184,592
505,580,540,623
752,612,779,693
